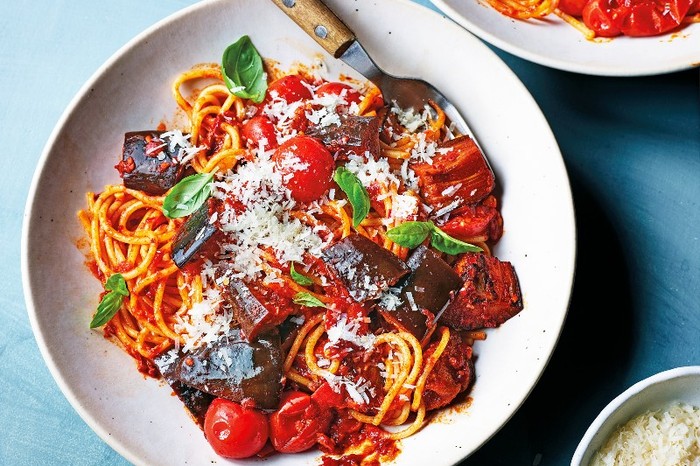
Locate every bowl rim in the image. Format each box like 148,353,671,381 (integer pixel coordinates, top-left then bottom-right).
20,0,577,464
571,365,700,465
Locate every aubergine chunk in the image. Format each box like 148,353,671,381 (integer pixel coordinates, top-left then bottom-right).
322,234,410,302
115,131,187,195
225,278,297,342
440,253,523,330
172,198,219,268
154,351,214,427
306,115,380,160
422,330,475,411
381,246,463,338
157,329,283,410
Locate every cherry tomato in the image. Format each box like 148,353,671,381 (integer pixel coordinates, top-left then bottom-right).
262,75,312,132
272,135,334,203
316,82,362,106
267,75,312,104
617,0,692,36
583,0,692,37
558,0,589,16
269,391,333,453
241,116,278,149
203,398,269,459
689,0,700,14
582,0,622,37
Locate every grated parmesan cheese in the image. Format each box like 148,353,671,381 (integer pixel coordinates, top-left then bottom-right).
391,101,431,133
325,315,376,350
378,287,403,311
210,149,329,280
174,294,231,353
590,402,700,466
159,129,205,165
320,370,372,405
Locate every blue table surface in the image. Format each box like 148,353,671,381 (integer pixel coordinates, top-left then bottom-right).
1,1,698,465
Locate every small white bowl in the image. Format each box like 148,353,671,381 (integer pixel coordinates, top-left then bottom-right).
572,366,700,466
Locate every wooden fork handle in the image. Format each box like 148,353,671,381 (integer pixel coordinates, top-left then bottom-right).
271,0,356,58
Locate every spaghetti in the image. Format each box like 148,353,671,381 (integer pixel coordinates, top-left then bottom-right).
79,38,523,464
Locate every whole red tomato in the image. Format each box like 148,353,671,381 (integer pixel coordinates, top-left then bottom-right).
263,75,312,132
267,74,312,103
272,135,334,203
203,398,269,459
241,115,278,149
316,82,362,105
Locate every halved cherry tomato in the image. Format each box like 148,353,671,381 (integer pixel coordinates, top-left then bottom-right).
203,398,269,459
269,391,333,453
582,0,623,36
272,135,334,203
316,82,362,106
267,75,312,104
241,116,278,149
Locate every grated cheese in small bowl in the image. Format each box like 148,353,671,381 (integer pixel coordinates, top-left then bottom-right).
590,402,700,466
572,366,700,466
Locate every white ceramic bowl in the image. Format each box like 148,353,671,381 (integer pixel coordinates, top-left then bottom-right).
571,366,700,466
21,0,575,464
432,0,700,76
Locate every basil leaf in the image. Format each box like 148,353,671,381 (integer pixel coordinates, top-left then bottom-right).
429,227,483,255
90,274,130,328
293,292,327,309
290,263,314,286
162,173,214,219
386,221,433,249
104,273,128,296
221,35,267,104
333,167,370,227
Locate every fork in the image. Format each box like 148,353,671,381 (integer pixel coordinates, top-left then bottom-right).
270,0,474,140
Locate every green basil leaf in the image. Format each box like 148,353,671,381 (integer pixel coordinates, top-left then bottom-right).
386,221,433,249
90,293,123,328
162,172,214,219
293,292,327,309
429,227,483,255
333,167,370,227
90,274,130,328
290,263,314,286
221,35,267,104
104,273,128,296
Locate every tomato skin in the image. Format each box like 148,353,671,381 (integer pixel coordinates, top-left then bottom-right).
559,0,589,16
689,0,699,15
203,398,269,459
316,82,362,106
583,0,692,37
272,135,334,203
267,75,312,104
618,0,692,36
582,0,623,36
242,116,278,149
269,391,333,453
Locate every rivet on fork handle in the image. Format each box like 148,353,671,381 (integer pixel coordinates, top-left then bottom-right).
271,0,356,58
